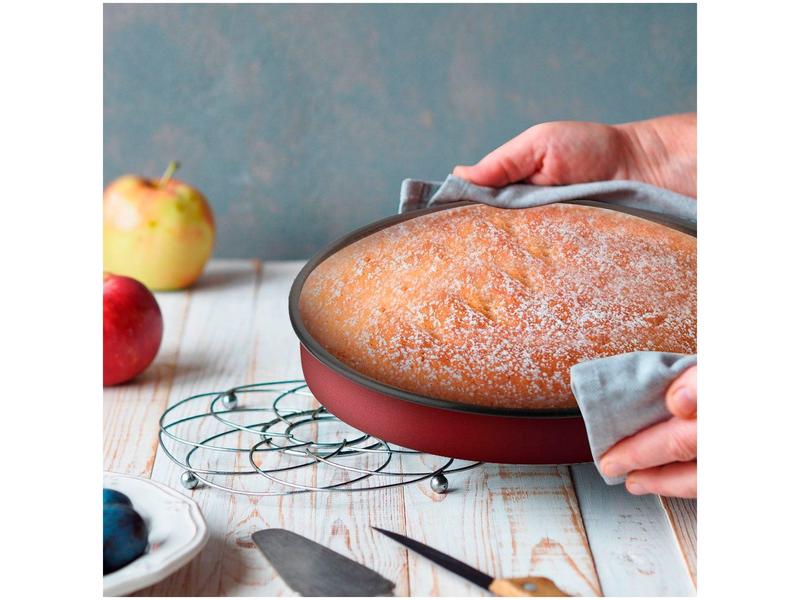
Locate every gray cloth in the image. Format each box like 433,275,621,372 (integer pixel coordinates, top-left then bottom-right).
571,353,697,484
398,176,697,484
399,175,697,224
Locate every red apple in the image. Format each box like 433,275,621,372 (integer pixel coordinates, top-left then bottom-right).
103,273,164,386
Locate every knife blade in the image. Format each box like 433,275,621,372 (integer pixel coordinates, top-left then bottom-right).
252,529,395,597
372,527,569,597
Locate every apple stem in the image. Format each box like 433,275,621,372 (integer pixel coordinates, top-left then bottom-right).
159,161,180,187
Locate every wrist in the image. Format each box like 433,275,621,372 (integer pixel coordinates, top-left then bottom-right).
614,113,697,197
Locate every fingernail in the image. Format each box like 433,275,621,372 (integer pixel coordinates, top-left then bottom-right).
671,387,695,414
602,461,625,477
627,481,646,495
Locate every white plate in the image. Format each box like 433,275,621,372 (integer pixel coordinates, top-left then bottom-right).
103,472,209,596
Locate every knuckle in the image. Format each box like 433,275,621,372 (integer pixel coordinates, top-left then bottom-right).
625,445,643,467
496,155,523,183
620,443,647,471
632,470,667,497
667,426,697,461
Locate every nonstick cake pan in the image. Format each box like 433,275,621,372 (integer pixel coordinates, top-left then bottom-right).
288,201,696,464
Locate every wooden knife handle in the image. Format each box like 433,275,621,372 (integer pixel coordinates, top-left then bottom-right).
489,576,570,597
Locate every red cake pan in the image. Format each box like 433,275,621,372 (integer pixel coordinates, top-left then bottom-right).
288,200,696,464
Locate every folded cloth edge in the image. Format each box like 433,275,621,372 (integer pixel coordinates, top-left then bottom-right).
399,175,697,225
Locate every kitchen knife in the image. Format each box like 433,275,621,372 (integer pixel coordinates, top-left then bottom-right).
372,527,569,597
252,528,395,596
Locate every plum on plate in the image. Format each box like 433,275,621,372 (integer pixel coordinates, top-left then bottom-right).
103,488,133,508
103,503,148,574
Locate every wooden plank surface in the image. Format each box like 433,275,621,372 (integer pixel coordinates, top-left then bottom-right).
570,464,695,596
138,260,264,595
101,259,697,596
401,464,602,597
661,497,698,588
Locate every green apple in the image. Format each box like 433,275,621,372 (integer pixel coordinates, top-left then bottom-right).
104,162,215,291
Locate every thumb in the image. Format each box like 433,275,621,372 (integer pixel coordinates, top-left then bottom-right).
453,128,544,187
452,161,517,187
453,153,525,187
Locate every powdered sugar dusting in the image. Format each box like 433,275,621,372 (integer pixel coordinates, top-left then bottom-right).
300,204,697,409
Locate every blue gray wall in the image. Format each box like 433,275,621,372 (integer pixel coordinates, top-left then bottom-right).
104,3,696,259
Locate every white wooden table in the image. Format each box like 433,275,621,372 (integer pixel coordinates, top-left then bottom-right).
104,260,697,596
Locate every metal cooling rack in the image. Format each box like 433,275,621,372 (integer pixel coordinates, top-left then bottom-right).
158,380,482,496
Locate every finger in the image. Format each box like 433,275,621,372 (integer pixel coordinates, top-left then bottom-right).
600,417,697,477
453,127,545,187
626,461,697,498
666,365,697,418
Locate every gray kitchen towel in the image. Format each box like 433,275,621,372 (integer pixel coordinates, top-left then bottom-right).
399,176,697,484
571,353,697,484
399,175,697,224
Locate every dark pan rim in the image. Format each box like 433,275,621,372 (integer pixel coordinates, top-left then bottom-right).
289,200,697,419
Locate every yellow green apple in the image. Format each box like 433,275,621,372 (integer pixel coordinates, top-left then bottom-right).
104,162,215,291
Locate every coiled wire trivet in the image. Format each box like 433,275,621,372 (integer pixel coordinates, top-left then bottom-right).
158,380,482,496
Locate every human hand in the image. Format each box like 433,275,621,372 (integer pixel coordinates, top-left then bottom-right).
453,114,697,197
599,366,697,498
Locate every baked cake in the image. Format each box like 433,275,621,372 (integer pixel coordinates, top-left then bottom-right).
299,203,696,409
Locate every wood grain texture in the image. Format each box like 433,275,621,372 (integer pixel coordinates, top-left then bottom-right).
661,497,697,588
100,260,697,596
570,464,695,596
400,465,602,597
137,260,264,595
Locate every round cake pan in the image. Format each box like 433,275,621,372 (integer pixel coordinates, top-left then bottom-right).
289,201,696,464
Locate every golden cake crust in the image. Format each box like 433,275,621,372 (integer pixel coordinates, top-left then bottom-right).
299,204,696,409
